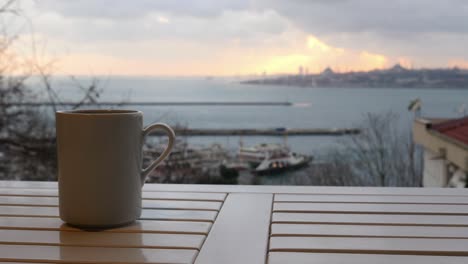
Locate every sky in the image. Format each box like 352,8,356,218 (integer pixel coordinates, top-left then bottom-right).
6,0,468,76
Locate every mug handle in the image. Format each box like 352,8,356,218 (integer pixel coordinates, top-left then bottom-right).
141,123,176,184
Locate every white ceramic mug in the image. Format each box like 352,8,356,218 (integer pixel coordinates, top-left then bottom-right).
56,110,175,228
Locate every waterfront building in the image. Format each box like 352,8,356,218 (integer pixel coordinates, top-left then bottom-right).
413,116,468,187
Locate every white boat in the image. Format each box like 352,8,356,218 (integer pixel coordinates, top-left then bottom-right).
238,143,283,166
254,150,310,175
238,143,311,175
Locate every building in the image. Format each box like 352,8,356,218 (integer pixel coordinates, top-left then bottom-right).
413,116,468,187
298,66,304,76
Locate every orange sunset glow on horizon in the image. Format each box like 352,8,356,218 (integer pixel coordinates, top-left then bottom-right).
45,34,453,77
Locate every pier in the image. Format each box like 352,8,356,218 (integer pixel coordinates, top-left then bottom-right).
0,128,360,147
2,101,292,107
156,128,360,136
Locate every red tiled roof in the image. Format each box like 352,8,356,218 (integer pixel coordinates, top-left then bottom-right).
432,116,468,146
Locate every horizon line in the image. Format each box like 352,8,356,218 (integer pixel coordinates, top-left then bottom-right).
18,64,468,79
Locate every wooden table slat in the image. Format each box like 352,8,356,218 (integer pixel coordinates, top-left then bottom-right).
142,192,226,202
273,212,468,226
0,205,58,217
141,209,217,222
0,206,218,222
0,181,58,189
271,223,468,238
0,189,57,197
0,196,58,206
270,236,468,256
0,206,217,221
0,244,197,264
143,200,221,211
0,188,227,201
0,230,205,249
0,196,222,210
0,263,57,264
195,193,273,264
141,183,468,196
0,217,211,234
275,194,468,204
268,252,468,264
2,181,468,196
274,202,468,215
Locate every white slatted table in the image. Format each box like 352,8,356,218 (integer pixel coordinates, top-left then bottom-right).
1,181,468,263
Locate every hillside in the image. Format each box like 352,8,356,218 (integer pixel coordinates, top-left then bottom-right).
243,65,468,89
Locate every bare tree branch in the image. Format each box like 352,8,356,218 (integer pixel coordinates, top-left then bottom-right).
0,0,19,15
1,0,104,180
337,112,423,187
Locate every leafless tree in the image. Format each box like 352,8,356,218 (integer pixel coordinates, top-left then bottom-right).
339,111,423,187
0,0,102,180
277,150,363,186
286,112,422,187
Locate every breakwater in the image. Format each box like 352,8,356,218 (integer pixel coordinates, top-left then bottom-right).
159,128,360,136
2,101,292,107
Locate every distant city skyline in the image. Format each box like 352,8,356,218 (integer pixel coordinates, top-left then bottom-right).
8,0,468,76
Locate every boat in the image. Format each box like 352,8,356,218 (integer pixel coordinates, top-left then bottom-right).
238,143,311,175
237,143,281,167
143,138,231,182
222,159,250,171
254,150,311,175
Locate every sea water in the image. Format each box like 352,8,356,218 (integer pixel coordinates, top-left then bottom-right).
32,76,468,157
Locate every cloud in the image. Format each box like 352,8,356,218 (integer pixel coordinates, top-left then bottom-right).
241,34,391,74
36,0,253,19
307,36,344,54
263,0,468,35
358,51,387,70
31,1,468,56
14,0,468,75
42,32,392,76
157,16,170,24
31,7,290,43
38,0,468,37
304,35,389,72
257,54,311,74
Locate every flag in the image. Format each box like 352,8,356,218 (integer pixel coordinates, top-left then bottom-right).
408,98,421,112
